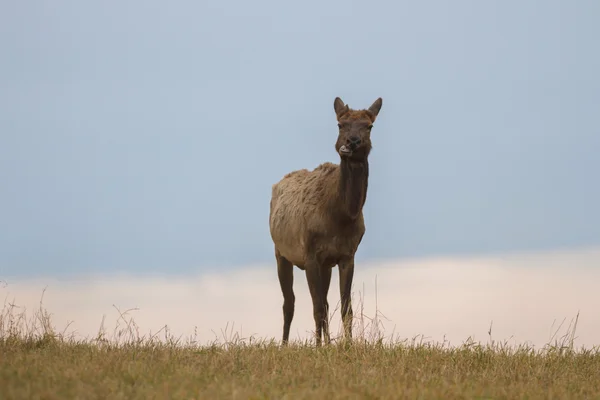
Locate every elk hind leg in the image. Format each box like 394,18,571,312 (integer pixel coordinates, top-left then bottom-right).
276,250,295,344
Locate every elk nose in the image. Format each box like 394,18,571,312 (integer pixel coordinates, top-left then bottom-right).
349,136,361,145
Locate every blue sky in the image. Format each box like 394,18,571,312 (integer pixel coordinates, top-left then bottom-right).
1,0,599,277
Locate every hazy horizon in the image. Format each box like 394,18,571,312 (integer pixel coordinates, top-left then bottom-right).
3,246,599,349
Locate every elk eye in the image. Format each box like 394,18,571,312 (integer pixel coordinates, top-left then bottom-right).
368,124,373,129
338,124,342,129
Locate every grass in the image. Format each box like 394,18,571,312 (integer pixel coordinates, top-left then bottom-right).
1,288,599,399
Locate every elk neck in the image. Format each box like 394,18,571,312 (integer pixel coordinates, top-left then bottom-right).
337,157,369,221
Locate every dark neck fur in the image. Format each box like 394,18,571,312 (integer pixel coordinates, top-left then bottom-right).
337,158,369,220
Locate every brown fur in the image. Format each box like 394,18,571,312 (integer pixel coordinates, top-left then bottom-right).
269,96,383,346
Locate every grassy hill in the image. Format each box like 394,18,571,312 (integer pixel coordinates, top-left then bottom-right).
1,295,599,399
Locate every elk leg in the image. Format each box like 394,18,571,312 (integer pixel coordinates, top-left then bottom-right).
276,251,295,345
338,258,355,341
305,263,325,346
320,267,332,345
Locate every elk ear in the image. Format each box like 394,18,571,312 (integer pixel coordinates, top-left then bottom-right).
368,97,383,120
334,97,349,119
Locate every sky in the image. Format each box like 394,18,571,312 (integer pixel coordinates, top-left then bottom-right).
1,0,600,278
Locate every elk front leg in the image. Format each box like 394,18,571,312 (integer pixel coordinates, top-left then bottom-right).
305,262,326,346
320,266,332,345
338,258,355,341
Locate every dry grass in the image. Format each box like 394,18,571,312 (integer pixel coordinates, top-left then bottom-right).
1,288,599,400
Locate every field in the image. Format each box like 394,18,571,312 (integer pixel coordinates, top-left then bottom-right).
1,294,599,399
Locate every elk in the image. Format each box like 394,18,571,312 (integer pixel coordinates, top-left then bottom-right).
269,96,383,345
